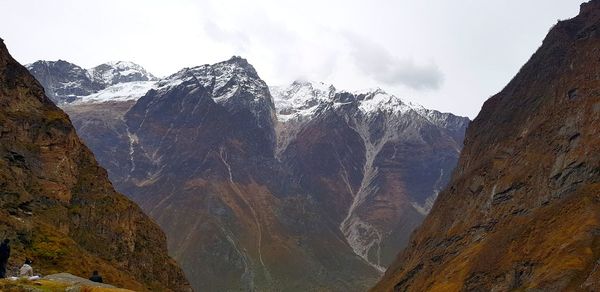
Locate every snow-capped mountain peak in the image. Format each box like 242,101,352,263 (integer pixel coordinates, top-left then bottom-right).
156,57,270,105
87,61,157,86
271,81,470,137
26,59,157,104
271,80,336,121
272,81,417,121
346,88,413,115
27,57,274,107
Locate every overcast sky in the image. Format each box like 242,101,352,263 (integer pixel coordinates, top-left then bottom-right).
0,0,587,118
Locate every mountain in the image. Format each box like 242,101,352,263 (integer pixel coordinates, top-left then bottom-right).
372,1,600,291
87,61,156,86
26,60,155,104
29,57,468,291
56,57,382,291
0,38,190,291
273,81,468,270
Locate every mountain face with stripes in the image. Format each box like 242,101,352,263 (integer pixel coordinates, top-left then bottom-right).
29,56,468,291
273,81,468,271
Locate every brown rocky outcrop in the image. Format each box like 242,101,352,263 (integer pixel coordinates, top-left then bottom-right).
372,1,600,291
0,38,190,291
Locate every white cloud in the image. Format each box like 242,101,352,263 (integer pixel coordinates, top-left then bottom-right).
342,32,443,90
0,0,587,118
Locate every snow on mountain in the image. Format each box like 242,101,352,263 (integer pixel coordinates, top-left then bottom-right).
350,88,414,115
75,81,157,104
271,81,464,127
272,80,470,272
31,55,470,290
25,60,103,104
28,58,467,134
157,56,271,105
271,80,336,122
26,60,157,105
87,61,157,86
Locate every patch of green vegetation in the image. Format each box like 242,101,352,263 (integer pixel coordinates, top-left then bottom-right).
31,231,68,263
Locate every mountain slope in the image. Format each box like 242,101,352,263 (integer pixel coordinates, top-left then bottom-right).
0,38,190,291
30,58,468,291
274,83,468,270
372,1,600,291
91,57,380,291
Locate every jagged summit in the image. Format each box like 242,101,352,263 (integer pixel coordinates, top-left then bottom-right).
581,0,600,15
29,59,74,68
155,57,272,109
87,60,156,85
29,56,462,132
27,56,274,108
171,55,260,81
224,55,254,69
271,80,336,121
271,80,467,128
338,88,414,114
26,60,155,85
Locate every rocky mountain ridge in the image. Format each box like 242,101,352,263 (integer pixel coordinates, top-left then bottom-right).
274,81,468,271
29,56,469,291
0,37,190,291
372,1,600,290
26,60,155,104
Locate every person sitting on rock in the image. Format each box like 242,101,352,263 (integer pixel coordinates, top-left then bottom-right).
89,270,103,283
19,259,33,278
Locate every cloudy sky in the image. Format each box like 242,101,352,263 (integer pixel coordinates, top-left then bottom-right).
0,0,587,117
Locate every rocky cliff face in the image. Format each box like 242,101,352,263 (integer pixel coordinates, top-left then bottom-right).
273,82,468,271
0,38,190,291
30,56,468,290
372,1,600,291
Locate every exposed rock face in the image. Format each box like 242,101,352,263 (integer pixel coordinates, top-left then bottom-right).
146,58,392,291
27,60,155,104
0,38,190,291
372,1,600,291
26,60,102,104
30,58,468,290
273,82,468,270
